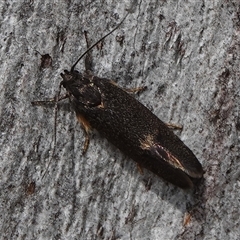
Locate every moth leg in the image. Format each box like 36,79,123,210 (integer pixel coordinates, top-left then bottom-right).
76,113,92,154
32,92,69,180
31,94,69,105
122,86,147,94
137,163,144,174
110,80,147,95
165,123,183,130
83,133,90,154
31,99,56,105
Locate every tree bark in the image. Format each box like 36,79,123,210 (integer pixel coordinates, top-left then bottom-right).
0,0,239,239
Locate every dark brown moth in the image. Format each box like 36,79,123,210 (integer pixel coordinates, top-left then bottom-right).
34,14,203,188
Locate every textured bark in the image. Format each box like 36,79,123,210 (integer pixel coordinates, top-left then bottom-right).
0,0,239,239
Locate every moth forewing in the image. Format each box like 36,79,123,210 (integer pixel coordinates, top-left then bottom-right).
33,13,203,188
59,69,203,189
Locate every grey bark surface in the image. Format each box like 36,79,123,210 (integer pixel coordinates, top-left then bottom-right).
0,0,239,239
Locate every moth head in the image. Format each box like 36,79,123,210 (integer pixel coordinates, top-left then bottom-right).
60,69,102,108
60,70,83,87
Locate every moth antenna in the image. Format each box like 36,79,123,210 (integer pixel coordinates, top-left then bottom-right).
41,85,64,180
71,12,129,72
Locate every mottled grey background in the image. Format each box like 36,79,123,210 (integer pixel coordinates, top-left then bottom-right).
0,0,239,239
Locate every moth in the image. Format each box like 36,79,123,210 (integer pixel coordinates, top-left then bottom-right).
34,14,203,188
